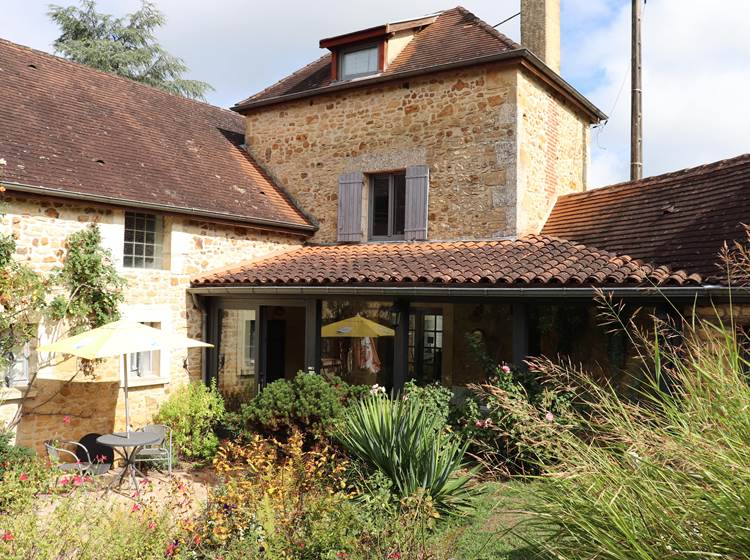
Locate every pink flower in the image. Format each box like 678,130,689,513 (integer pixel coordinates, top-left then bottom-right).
62,415,71,425
165,542,178,557
1,531,13,542
131,503,141,513
148,520,157,530
475,420,484,428
18,473,28,482
59,477,69,485
192,534,202,545
501,365,511,374
388,553,402,559
95,454,107,463
545,411,555,422
72,475,83,487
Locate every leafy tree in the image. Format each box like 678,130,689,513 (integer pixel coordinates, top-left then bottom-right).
48,0,212,100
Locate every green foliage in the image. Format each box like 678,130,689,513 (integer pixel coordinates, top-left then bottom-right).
155,380,225,462
0,430,33,478
238,372,364,440
0,236,47,375
49,223,125,334
337,394,475,515
403,379,453,428
48,0,212,100
462,335,575,476
519,302,750,559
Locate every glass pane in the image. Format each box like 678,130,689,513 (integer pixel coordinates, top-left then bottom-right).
371,177,390,237
341,46,378,79
425,315,435,330
393,174,406,235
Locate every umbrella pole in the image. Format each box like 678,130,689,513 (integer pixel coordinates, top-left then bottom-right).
121,354,130,435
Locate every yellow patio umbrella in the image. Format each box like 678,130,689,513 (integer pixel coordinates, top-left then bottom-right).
38,320,212,434
321,314,395,338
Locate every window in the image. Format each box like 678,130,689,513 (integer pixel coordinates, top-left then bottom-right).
124,212,163,269
237,310,257,378
408,311,443,383
4,343,31,387
340,44,379,80
369,173,406,240
127,322,160,377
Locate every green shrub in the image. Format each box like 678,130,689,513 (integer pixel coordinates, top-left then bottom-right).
155,380,225,462
239,372,364,440
337,394,475,515
0,430,33,478
515,302,750,559
403,379,453,428
458,362,574,476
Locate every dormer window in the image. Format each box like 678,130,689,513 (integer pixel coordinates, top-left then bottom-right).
340,44,379,80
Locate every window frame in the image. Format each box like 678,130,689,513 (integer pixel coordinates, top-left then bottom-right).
338,43,380,81
368,172,406,241
236,309,258,378
4,341,32,388
408,309,443,384
123,211,164,270
127,322,161,378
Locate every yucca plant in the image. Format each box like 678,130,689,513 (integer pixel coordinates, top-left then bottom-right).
499,295,750,560
336,394,475,514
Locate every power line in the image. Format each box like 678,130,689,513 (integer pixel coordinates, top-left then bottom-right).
493,11,520,28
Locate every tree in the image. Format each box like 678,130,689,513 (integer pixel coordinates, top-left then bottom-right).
48,0,212,100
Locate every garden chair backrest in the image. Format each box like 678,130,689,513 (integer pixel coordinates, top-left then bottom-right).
44,440,89,465
139,424,168,447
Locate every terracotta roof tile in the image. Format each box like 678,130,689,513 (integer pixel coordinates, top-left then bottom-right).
193,235,700,287
0,38,313,232
542,153,750,281
234,7,519,107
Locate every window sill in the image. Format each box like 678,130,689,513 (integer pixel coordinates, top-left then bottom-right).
0,387,38,402
122,376,169,389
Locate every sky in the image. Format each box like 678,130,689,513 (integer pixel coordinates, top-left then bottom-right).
2,0,750,188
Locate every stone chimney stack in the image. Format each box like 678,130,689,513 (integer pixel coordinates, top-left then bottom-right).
520,0,561,73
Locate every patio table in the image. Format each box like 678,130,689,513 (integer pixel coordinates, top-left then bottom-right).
97,432,160,496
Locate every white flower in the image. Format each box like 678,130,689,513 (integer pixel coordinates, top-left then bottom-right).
0,158,6,166
369,384,385,396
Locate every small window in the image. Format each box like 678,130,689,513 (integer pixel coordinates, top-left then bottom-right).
127,322,160,377
369,173,406,240
237,310,257,378
340,44,379,80
123,212,164,269
4,342,31,387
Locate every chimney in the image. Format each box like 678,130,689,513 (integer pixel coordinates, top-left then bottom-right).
520,0,561,73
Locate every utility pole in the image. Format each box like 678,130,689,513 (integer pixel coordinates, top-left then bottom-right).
630,0,643,181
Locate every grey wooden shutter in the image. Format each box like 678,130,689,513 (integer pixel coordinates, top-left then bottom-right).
404,165,429,241
337,171,364,242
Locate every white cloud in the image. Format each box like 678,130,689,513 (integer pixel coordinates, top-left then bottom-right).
577,0,750,186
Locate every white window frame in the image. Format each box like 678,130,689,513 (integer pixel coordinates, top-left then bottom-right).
4,341,32,388
121,305,171,388
123,211,164,269
339,43,380,80
236,310,258,378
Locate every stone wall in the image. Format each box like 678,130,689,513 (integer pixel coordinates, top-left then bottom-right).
516,71,589,235
244,63,591,243
244,63,520,242
0,192,301,452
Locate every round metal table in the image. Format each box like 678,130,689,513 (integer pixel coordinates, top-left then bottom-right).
97,432,160,496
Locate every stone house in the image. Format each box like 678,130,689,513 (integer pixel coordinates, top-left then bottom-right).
2,1,749,451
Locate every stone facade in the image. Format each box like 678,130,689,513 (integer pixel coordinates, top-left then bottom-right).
0,192,301,452
243,62,590,242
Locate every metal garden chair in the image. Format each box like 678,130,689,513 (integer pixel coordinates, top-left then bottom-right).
44,440,95,479
133,424,173,474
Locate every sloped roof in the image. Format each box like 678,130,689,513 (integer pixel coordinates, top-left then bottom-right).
543,154,750,282
192,235,700,287
233,7,605,121
0,38,313,233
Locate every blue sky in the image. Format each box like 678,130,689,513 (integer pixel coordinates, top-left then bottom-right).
2,0,750,187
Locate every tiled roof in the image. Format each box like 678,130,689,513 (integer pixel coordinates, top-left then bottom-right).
543,154,750,281
0,38,313,232
236,7,517,108
193,235,700,287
